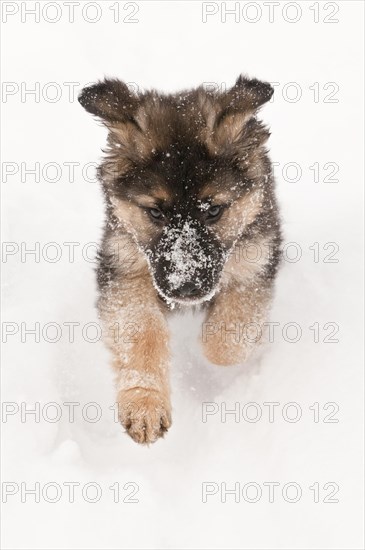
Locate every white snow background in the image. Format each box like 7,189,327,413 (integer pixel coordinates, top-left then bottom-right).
1,1,364,549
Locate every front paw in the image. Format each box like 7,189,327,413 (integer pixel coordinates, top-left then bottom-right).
202,336,247,366
201,326,257,366
117,388,172,445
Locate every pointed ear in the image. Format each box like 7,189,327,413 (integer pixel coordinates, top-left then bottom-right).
222,75,273,113
204,75,273,153
78,78,139,124
78,78,150,161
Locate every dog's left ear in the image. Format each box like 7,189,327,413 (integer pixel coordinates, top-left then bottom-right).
222,75,273,113
205,75,273,154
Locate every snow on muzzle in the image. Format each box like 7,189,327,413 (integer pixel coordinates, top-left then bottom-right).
145,220,225,303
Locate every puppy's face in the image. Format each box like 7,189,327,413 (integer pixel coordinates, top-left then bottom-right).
79,76,273,304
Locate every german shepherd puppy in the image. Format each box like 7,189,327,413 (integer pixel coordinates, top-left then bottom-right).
78,75,281,444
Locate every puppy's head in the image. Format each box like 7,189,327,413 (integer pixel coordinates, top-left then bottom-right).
79,76,274,304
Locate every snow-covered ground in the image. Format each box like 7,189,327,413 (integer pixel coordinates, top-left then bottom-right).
1,2,364,548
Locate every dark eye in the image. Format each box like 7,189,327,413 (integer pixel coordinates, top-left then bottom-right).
148,207,164,222
206,205,223,222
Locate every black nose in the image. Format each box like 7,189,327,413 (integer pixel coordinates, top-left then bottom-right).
176,282,200,297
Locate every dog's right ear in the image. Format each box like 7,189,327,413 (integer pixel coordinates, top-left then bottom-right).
78,78,139,124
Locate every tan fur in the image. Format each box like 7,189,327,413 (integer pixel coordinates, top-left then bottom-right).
134,190,170,206
201,280,271,366
106,232,147,275
198,187,235,202
208,112,252,155
99,270,171,444
213,189,264,241
221,234,275,286
110,198,158,244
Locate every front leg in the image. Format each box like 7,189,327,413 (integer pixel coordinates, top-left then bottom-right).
201,280,272,366
99,274,171,444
